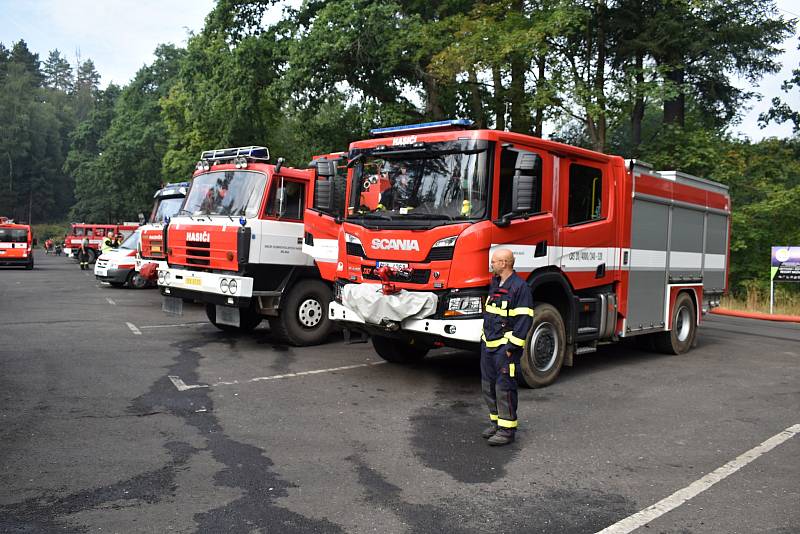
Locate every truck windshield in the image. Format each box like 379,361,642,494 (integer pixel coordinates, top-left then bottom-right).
0,228,27,242
119,231,141,250
349,140,490,225
182,171,267,218
150,197,184,223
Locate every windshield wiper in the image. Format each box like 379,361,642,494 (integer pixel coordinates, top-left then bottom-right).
177,208,194,220
360,213,393,220
402,213,454,221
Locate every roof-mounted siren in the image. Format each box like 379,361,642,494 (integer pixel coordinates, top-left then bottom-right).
369,119,475,138
196,146,270,172
155,181,192,198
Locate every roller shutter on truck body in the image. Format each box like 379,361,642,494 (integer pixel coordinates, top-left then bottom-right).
623,161,730,336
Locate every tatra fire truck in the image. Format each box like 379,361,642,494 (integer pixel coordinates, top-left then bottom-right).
315,120,730,387
64,222,139,263
0,217,35,269
134,181,189,287
159,146,335,346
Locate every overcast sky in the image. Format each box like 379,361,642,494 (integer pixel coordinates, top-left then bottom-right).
1,0,798,141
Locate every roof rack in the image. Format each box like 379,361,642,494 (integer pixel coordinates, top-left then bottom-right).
200,146,269,162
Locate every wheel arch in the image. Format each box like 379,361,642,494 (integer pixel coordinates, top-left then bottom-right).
525,268,576,343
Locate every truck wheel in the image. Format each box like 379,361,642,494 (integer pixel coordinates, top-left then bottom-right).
372,335,429,363
519,303,567,388
268,279,333,346
654,292,696,354
206,303,263,333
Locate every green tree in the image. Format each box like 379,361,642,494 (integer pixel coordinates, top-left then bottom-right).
43,49,73,92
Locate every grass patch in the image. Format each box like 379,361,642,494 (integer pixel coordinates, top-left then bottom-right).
721,286,800,316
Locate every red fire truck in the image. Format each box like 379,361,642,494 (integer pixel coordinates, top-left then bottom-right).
318,120,730,387
134,181,190,287
64,222,139,264
0,218,35,269
159,146,336,345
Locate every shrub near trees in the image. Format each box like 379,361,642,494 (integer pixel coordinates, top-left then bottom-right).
1,0,799,295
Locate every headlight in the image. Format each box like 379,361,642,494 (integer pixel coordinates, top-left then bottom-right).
444,295,483,316
164,271,171,285
220,278,229,293
344,233,362,245
158,270,165,284
228,279,238,294
433,236,457,248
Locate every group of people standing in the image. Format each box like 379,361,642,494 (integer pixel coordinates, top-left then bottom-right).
76,233,123,270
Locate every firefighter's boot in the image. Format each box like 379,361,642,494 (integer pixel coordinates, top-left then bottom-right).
481,424,498,439
487,428,515,446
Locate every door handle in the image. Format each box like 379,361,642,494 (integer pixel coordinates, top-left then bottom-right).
595,263,606,278
534,241,547,257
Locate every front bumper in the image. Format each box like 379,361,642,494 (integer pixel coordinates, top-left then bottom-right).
95,267,132,284
158,266,254,308
328,301,483,345
135,258,167,273
0,256,31,266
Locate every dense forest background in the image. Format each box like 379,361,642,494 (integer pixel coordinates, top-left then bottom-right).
1,0,799,294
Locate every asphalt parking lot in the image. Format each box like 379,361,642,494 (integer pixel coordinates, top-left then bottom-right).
1,254,798,533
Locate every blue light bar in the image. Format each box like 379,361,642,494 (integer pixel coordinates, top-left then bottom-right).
200,146,270,161
370,119,474,137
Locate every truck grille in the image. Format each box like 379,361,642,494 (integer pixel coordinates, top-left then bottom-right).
142,235,164,259
96,258,109,269
185,241,211,266
363,269,430,284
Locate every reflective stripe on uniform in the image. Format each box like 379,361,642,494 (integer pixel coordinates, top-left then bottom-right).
481,334,507,348
489,413,498,422
485,304,507,317
509,363,515,378
497,418,518,429
504,331,526,347
508,307,534,317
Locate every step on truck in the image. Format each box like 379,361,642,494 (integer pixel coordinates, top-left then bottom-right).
64,223,139,264
0,217,35,269
159,146,336,346
325,120,731,387
134,182,190,288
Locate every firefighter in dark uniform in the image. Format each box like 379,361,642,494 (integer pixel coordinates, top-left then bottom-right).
481,248,534,446
77,237,90,270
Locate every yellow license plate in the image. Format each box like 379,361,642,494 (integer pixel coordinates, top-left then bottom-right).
151,246,162,253
185,277,202,286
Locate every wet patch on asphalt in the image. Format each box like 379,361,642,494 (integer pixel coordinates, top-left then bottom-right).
0,441,196,533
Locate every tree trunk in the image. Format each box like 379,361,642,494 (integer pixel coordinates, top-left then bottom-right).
423,74,444,121
492,66,505,130
663,67,685,126
631,51,645,152
534,55,545,137
467,68,485,128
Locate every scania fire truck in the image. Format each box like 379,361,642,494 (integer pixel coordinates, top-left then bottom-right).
159,146,335,345
64,222,139,263
0,218,35,269
316,120,730,387
134,181,189,287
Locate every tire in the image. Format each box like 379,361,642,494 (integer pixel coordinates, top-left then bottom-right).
268,279,333,346
654,292,697,354
130,273,149,289
26,258,34,270
519,303,568,388
372,335,429,363
205,303,263,333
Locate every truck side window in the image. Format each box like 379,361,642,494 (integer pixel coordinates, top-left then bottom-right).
498,146,542,216
567,163,603,225
265,179,305,221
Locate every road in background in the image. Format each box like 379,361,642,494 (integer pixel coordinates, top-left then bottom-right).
1,255,798,533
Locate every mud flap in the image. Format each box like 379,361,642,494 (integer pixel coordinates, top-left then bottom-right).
162,295,183,316
216,305,240,327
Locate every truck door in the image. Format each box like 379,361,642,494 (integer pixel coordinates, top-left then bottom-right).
489,143,555,276
303,157,346,280
254,174,313,266
557,158,616,290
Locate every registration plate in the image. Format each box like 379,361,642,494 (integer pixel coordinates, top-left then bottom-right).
185,277,202,287
376,261,408,270
95,268,108,277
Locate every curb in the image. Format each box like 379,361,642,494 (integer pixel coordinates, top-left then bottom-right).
711,307,800,324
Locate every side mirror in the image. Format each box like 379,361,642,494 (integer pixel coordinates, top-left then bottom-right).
315,160,335,177
314,180,333,211
138,212,146,225
511,172,535,213
275,157,285,173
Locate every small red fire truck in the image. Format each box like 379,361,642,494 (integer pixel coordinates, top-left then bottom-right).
134,181,189,287
159,146,336,345
64,222,139,264
319,120,731,387
0,217,35,269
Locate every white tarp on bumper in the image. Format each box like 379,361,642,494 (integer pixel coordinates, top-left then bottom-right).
342,283,438,324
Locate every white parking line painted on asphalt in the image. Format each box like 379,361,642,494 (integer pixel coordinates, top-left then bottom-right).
169,361,387,391
106,298,116,306
596,423,800,534
139,322,208,329
126,322,142,335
